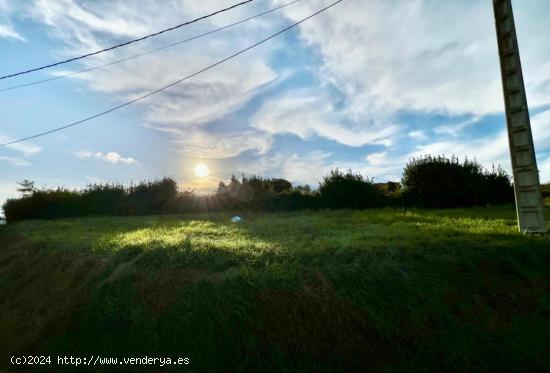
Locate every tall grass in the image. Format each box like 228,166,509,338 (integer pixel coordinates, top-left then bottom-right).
0,207,548,371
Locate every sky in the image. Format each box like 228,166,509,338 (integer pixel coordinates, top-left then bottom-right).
1,0,550,207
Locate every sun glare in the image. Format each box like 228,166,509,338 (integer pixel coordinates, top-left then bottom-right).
194,163,210,178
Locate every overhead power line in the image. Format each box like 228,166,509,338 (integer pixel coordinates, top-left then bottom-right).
0,0,343,148
0,0,303,93
0,0,255,81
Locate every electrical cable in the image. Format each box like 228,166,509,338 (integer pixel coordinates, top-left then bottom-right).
0,0,302,93
0,0,343,148
0,0,255,80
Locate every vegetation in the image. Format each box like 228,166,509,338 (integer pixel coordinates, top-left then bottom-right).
319,169,384,209
402,155,514,208
2,178,179,222
16,179,36,196
542,183,550,199
2,155,518,223
0,206,548,372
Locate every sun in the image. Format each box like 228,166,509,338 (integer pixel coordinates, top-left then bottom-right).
193,163,210,178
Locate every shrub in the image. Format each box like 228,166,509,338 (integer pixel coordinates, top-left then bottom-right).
2,158,518,223
82,184,126,215
267,190,321,211
270,178,293,193
2,177,179,222
401,155,514,208
319,169,385,209
216,175,296,211
126,178,178,215
3,188,82,222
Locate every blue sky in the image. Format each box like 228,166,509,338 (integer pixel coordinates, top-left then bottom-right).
1,0,550,207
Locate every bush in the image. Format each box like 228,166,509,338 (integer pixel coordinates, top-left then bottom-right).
3,189,80,221
319,169,385,209
82,184,126,215
270,178,293,193
267,190,321,211
2,157,518,223
215,175,297,211
126,178,178,215
402,155,514,208
2,178,179,222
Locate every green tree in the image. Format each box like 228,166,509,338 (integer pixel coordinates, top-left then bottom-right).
16,180,35,196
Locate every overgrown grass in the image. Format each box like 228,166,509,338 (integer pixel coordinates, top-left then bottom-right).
0,206,549,372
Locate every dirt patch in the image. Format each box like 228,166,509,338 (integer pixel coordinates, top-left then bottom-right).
256,272,394,372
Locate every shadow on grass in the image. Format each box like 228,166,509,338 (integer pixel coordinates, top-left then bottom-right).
0,208,549,372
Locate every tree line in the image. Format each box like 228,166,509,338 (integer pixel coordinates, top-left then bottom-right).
2,155,515,222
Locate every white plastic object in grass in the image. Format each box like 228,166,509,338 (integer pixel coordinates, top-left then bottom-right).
230,216,243,223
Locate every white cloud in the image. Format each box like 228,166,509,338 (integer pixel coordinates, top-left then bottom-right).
0,1,25,41
0,182,20,210
433,116,482,137
0,24,25,41
139,58,278,130
247,150,333,186
275,151,333,186
407,108,550,180
365,152,387,166
279,0,550,118
0,156,31,166
540,158,550,183
408,130,427,140
76,150,137,164
410,134,509,170
0,134,42,155
26,0,283,159
251,108,550,186
251,90,397,147
6,0,549,187
171,129,272,159
235,149,403,187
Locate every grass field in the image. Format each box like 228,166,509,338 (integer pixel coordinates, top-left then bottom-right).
0,206,549,372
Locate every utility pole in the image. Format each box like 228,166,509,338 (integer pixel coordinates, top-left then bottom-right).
492,0,547,233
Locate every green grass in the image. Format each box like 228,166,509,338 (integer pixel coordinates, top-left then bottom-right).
0,206,549,372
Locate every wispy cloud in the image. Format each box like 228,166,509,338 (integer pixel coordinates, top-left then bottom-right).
279,0,550,117
0,0,25,41
251,90,397,148
0,156,31,166
0,24,25,41
408,130,427,141
76,150,137,164
433,116,482,137
365,152,387,166
26,0,283,159
4,0,549,192
0,133,41,155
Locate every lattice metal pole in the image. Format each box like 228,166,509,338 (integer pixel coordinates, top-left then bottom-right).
492,0,547,233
